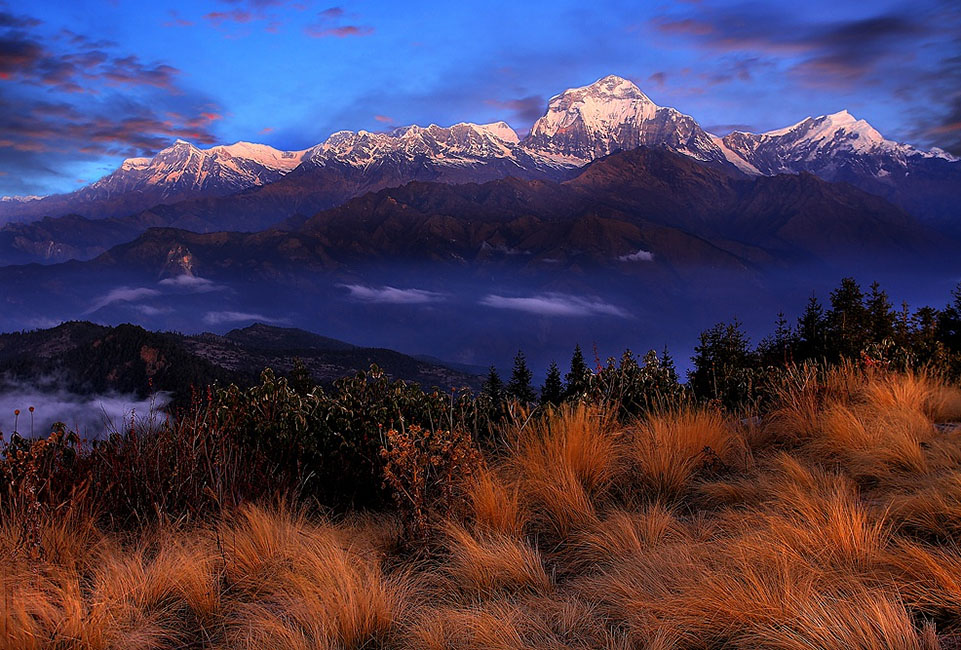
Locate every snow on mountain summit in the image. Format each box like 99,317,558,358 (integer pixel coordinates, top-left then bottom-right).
522,74,730,166
305,121,523,168
721,108,956,179
2,74,956,229
74,75,959,210
89,140,309,201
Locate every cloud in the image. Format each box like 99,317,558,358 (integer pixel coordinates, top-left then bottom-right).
134,305,172,316
202,310,287,325
158,274,224,293
484,95,546,125
651,5,930,87
374,114,393,123
204,10,254,26
0,96,221,155
0,16,223,194
86,286,160,313
647,1,961,150
304,24,373,38
0,29,182,92
0,11,41,29
198,0,312,34
0,385,169,439
617,249,654,262
929,101,961,156
163,10,194,28
341,284,446,304
304,6,373,38
480,293,630,318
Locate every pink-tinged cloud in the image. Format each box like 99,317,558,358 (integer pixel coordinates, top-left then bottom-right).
200,112,223,121
260,126,274,134
319,7,345,18
304,24,373,38
374,114,393,123
928,121,961,135
164,10,193,27
204,10,253,26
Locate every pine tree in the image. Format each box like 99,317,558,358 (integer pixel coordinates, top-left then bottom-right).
689,318,754,406
564,344,592,400
288,358,315,396
660,346,679,385
507,350,537,404
938,282,961,353
827,277,869,359
866,281,896,343
896,301,912,347
758,311,795,366
540,361,563,406
913,306,942,361
796,295,827,361
481,366,504,402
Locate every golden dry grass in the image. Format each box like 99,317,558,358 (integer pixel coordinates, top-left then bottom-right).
5,369,961,649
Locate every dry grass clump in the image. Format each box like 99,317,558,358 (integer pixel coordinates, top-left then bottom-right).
627,408,746,501
571,503,686,571
0,504,414,650
763,367,961,487
218,504,412,650
440,522,552,598
6,368,961,648
467,465,526,538
401,597,628,650
888,471,961,542
509,404,620,538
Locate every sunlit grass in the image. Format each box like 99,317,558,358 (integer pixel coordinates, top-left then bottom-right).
4,368,961,648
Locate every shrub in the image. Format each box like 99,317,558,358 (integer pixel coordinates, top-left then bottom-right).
381,424,482,539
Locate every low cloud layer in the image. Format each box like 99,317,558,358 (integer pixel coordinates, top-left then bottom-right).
617,249,655,262
158,274,224,293
202,310,287,325
86,286,160,313
341,284,446,304
0,386,169,439
480,292,630,318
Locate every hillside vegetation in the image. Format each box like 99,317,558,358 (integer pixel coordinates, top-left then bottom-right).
4,277,961,649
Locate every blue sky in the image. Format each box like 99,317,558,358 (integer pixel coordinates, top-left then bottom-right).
1,0,959,195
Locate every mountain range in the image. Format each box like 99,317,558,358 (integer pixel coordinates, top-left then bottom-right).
0,74,958,371
1,75,957,265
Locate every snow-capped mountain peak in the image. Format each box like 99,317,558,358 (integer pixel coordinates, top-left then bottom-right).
208,141,307,171
760,109,887,155
86,139,308,202
120,157,151,171
522,74,728,166
3,73,956,230
720,108,956,178
305,120,523,168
